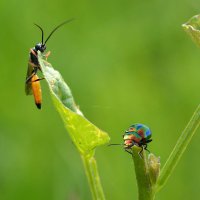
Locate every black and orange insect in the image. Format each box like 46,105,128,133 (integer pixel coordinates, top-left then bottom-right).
25,19,74,109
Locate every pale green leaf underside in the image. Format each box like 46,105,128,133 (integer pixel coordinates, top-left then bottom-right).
38,52,110,157
182,14,200,47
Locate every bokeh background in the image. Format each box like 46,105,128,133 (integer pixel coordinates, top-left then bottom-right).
0,0,200,199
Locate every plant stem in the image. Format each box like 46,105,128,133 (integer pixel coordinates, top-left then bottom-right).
156,104,200,191
132,147,156,200
81,155,105,200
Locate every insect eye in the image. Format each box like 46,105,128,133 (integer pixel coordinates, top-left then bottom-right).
41,45,46,51
35,43,41,51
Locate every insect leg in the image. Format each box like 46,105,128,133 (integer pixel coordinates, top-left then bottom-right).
26,72,36,83
30,49,37,57
31,77,45,82
144,144,150,153
125,149,133,155
26,60,39,83
146,139,152,144
138,146,144,158
45,51,51,60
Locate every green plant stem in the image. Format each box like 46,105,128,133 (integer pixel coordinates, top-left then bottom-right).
81,155,105,200
156,104,200,191
132,148,156,200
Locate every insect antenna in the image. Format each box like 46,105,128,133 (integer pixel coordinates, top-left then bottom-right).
44,18,74,45
34,23,44,44
108,143,123,146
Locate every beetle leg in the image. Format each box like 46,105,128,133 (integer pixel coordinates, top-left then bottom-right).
138,146,144,158
125,149,133,155
144,144,150,153
146,139,152,144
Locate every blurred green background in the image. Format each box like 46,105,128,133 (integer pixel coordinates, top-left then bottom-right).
0,0,200,199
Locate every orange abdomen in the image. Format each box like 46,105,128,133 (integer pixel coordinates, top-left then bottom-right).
31,75,42,109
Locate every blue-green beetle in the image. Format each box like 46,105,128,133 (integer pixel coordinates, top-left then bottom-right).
123,123,152,156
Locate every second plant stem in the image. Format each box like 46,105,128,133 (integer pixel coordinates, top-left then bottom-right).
81,155,105,200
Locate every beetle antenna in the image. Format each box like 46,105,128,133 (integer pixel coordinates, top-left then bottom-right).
34,23,44,44
44,18,74,45
108,143,123,146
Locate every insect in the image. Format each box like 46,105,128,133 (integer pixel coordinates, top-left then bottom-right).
109,123,152,157
30,74,42,109
25,19,74,109
123,123,152,157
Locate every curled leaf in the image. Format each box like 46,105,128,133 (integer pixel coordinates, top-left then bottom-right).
148,153,160,185
38,52,110,157
182,14,200,47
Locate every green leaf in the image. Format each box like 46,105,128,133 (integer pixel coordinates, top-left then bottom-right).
38,52,110,158
182,14,200,47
